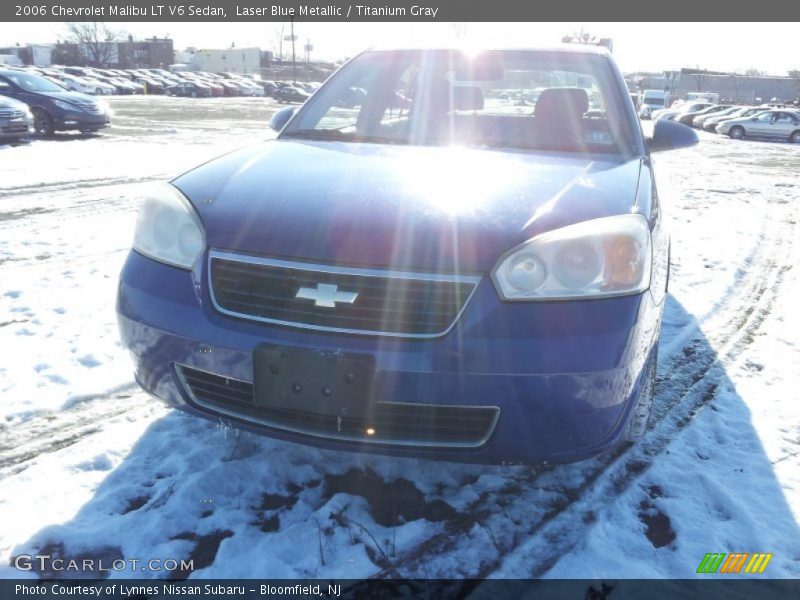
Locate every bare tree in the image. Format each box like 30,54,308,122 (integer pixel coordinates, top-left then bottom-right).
744,67,766,77
66,22,120,67
451,23,469,40
270,23,286,61
562,26,597,45
693,69,709,92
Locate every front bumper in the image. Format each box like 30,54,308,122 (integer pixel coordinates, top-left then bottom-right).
117,250,661,464
0,119,33,138
54,109,110,132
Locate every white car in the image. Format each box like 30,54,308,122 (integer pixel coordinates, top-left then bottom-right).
717,109,800,142
702,107,765,132
83,77,116,95
55,73,93,94
232,77,265,96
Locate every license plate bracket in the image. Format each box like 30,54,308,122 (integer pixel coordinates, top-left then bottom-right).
253,345,374,417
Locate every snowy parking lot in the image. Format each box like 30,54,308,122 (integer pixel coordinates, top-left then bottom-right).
1,96,799,580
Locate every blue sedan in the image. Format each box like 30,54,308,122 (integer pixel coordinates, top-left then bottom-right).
117,47,697,463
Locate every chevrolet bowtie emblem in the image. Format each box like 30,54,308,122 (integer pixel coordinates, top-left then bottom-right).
295,283,358,308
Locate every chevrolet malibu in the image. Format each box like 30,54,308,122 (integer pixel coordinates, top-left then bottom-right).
117,47,697,463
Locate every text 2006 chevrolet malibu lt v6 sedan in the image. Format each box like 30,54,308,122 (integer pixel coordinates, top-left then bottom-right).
117,47,697,464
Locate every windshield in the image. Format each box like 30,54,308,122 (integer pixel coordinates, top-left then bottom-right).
282,49,636,155
0,70,67,93
644,98,664,106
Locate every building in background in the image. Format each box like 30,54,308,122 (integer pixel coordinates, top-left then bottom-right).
0,53,22,66
0,44,54,66
189,47,261,75
630,68,799,104
117,37,174,69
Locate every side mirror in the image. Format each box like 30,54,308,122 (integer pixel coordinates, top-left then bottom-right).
270,106,296,132
647,118,699,152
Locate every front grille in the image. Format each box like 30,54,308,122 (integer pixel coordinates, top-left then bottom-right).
176,365,499,448
208,251,481,338
0,109,26,119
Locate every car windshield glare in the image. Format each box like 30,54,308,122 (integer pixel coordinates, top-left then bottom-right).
282,49,635,155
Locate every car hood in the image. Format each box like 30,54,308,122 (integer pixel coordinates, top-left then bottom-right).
0,95,29,111
173,140,644,272
33,90,97,105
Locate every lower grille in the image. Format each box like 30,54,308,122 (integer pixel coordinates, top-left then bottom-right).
0,123,28,134
176,365,499,449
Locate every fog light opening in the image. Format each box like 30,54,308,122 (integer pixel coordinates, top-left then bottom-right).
365,427,376,436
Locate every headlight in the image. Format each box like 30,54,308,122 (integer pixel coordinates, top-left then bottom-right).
95,99,112,115
53,99,77,111
132,183,205,269
491,214,651,301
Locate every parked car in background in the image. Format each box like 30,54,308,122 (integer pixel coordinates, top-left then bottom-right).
216,79,242,96
203,80,226,97
118,46,698,464
165,81,213,98
717,109,800,142
261,80,279,96
275,85,311,103
656,101,714,122
131,75,165,94
677,104,732,127
53,73,98,95
85,77,117,95
702,106,765,131
234,78,265,96
0,69,111,136
0,93,33,143
693,105,741,128
639,89,669,119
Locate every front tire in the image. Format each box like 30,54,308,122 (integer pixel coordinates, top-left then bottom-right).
31,107,55,137
623,348,658,442
790,131,800,144
729,126,745,140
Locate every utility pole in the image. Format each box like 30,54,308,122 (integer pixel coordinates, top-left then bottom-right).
291,17,296,83
283,19,298,82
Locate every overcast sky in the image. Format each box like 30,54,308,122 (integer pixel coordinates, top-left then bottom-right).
2,22,797,75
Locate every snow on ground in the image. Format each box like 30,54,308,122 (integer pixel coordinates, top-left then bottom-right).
0,97,798,580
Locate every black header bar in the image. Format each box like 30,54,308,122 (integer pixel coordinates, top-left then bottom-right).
3,0,800,22
2,579,800,600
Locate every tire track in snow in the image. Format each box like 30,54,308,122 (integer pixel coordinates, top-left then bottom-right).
0,176,159,199
0,386,155,478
